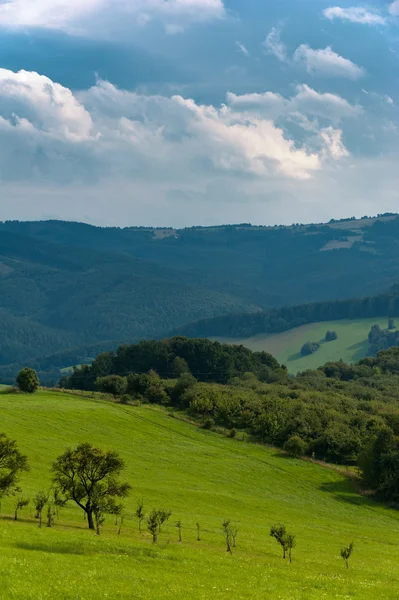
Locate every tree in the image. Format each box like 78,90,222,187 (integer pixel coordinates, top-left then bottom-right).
222,519,234,554
46,503,56,528
340,542,354,568
176,520,182,542
14,496,29,521
95,375,127,398
283,435,306,458
147,509,161,543
158,508,172,533
33,490,48,528
52,443,131,530
301,342,320,357
0,433,29,501
325,331,338,342
171,357,190,378
16,368,39,394
388,318,396,330
270,524,295,561
196,522,201,541
135,499,145,533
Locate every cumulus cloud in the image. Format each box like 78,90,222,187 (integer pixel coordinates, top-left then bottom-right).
294,45,365,79
0,0,225,33
263,27,288,62
323,6,386,25
227,85,362,123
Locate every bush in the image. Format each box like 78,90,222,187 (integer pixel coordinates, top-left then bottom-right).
301,341,320,356
95,375,127,398
120,394,134,405
202,417,215,430
325,331,338,342
16,368,39,394
283,435,307,458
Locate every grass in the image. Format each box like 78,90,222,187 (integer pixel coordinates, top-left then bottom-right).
215,317,389,373
1,390,399,598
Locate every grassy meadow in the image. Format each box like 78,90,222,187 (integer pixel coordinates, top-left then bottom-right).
0,390,398,598
215,317,389,373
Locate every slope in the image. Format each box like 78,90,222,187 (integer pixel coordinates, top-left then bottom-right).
215,317,389,373
0,390,399,599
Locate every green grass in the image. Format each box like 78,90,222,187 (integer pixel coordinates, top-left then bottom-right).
215,317,389,373
1,390,399,599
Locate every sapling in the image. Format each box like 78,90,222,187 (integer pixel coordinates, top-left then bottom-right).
222,519,233,554
196,522,201,542
176,520,182,542
270,524,288,559
147,509,160,543
286,533,296,563
135,500,145,534
158,508,172,533
340,542,354,569
33,491,48,528
46,504,56,528
14,496,29,521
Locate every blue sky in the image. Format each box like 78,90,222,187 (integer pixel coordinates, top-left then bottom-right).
0,0,398,226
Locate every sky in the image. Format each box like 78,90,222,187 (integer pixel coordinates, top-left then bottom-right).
0,0,398,227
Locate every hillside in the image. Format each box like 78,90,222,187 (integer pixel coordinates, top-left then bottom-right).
2,214,399,373
214,317,390,373
1,389,399,599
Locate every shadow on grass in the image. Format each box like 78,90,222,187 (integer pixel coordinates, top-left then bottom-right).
287,352,303,363
319,479,364,506
13,541,159,559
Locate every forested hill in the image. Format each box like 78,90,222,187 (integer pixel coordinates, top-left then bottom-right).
1,214,399,373
177,289,399,339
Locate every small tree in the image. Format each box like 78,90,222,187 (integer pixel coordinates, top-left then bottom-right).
222,519,233,554
117,507,126,535
95,375,127,398
46,503,56,528
0,433,29,501
135,499,145,533
388,318,396,330
196,522,201,541
340,541,354,569
52,443,131,530
286,533,296,563
270,524,288,559
171,357,190,378
16,368,39,394
301,341,320,356
147,509,160,543
176,520,182,542
33,490,48,528
14,496,29,521
283,435,306,458
325,331,338,342
158,508,172,533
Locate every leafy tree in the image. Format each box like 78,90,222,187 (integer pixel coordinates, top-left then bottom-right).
283,435,306,458
33,490,48,528
388,318,396,330
270,524,295,560
16,368,39,394
222,519,234,554
135,499,145,533
340,541,354,568
172,357,190,377
147,509,161,543
325,330,338,342
301,342,320,357
14,496,29,521
95,375,127,398
52,443,131,530
286,533,296,563
46,503,56,528
158,508,172,533
0,433,29,501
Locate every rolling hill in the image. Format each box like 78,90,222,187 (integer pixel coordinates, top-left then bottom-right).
2,214,399,376
1,389,399,599
214,317,390,373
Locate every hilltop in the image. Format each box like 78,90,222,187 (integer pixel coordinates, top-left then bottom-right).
1,388,399,599
1,214,399,377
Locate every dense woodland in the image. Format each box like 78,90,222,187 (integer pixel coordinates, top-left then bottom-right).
2,215,399,376
59,338,399,503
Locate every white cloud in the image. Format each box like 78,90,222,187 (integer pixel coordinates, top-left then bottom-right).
227,85,362,123
294,45,365,79
390,1,399,16
263,27,288,62
320,127,349,159
236,42,250,57
323,6,386,25
0,0,225,32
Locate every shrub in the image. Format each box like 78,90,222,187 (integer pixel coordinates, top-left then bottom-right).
16,368,39,394
325,331,338,342
301,342,320,356
283,435,307,458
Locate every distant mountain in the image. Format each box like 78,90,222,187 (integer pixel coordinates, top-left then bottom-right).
1,214,399,379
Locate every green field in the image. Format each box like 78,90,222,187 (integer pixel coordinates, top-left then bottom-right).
0,390,399,598
215,317,390,373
